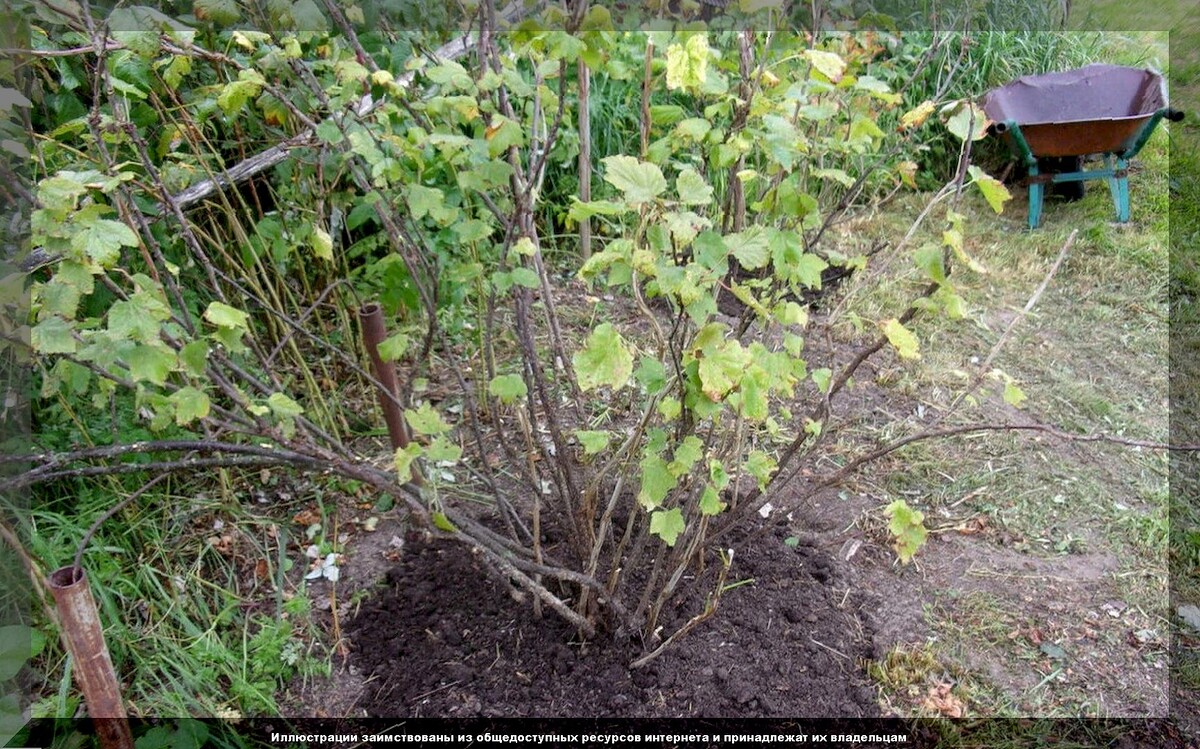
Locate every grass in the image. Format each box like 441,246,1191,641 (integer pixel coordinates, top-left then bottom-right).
849,30,1177,722
1167,4,1200,709
17,456,332,717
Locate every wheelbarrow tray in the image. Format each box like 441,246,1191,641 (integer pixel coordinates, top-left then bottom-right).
982,63,1167,158
980,63,1180,228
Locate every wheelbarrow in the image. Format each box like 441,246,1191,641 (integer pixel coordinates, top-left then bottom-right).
981,63,1183,229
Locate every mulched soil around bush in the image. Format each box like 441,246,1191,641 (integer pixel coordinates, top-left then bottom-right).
348,531,881,718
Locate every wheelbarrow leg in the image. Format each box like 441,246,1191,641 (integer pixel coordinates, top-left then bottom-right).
1107,155,1130,222
1027,164,1044,229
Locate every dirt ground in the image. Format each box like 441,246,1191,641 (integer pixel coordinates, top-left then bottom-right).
342,531,879,718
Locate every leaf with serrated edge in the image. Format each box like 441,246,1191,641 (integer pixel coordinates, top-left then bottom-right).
676,169,714,205
405,403,450,435
171,387,210,425
488,374,528,404
574,323,634,391
968,165,1012,214
649,507,686,546
638,454,675,510
204,302,249,330
885,499,927,564
575,430,611,455
601,155,667,205
394,443,422,481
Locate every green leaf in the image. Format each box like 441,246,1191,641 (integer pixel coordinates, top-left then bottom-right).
693,231,729,273
194,0,241,25
575,430,611,455
601,155,667,205
203,302,249,330
488,374,528,404
108,297,164,343
1003,380,1027,408
638,454,675,510
849,116,886,146
289,0,329,31
56,261,95,294
727,226,770,271
405,403,451,435
699,483,725,516
31,316,76,354
697,338,750,401
676,169,714,205
486,117,525,157
968,165,1012,214
179,340,210,376
36,278,81,319
37,174,87,210
315,120,343,144
649,507,686,547
933,287,967,319
427,435,462,463
0,693,23,749
453,219,494,243
431,511,458,532
885,499,927,564
216,71,264,114
745,450,777,489
792,253,829,289
568,199,630,221
813,167,855,187
127,344,176,385
394,443,423,481
668,435,703,478
71,218,138,267
658,397,681,420
378,333,409,362
406,184,445,221
510,267,541,289
664,211,711,247
914,243,946,284
882,318,920,360
170,386,210,425
511,237,537,258
736,366,770,421
634,356,667,394
666,34,709,91
943,101,989,141
267,392,305,419
774,301,808,327
574,323,634,391
709,459,730,490
675,117,712,140
812,367,832,394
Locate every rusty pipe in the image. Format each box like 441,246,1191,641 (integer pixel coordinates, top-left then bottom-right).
47,566,132,749
358,304,422,485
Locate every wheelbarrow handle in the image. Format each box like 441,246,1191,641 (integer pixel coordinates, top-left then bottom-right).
1165,108,1185,122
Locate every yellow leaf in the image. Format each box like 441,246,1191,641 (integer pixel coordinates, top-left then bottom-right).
882,318,920,360
311,226,333,262
805,49,846,83
900,100,936,130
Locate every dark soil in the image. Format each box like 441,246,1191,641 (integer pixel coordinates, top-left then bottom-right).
347,531,881,718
